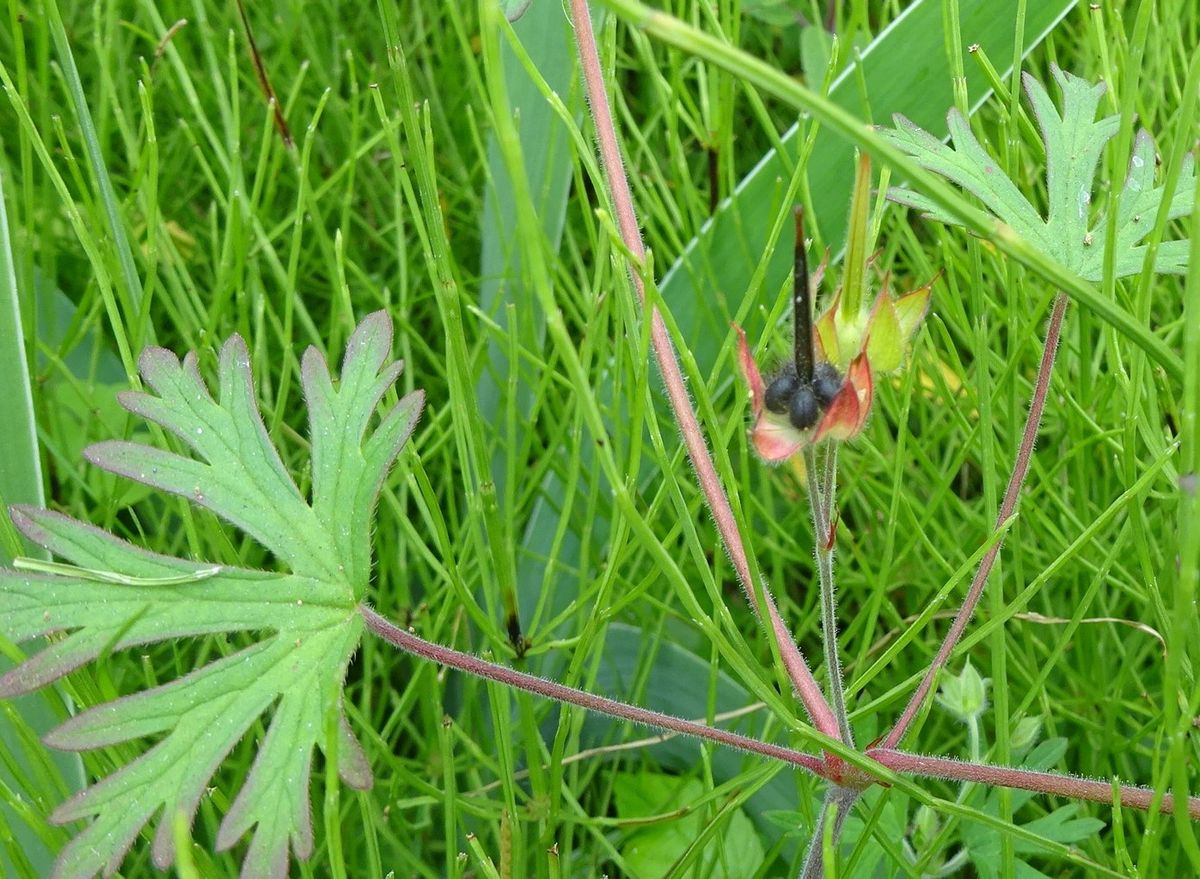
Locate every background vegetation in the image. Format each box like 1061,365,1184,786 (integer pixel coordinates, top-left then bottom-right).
0,0,1196,876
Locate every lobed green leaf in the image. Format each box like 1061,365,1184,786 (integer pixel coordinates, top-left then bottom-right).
882,65,1194,281
0,312,422,879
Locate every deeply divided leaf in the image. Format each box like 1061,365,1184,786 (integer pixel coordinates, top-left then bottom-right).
0,312,423,879
882,65,1194,280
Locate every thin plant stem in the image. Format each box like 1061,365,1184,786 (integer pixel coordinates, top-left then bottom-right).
361,605,1200,820
868,749,1200,820
359,605,825,773
805,443,853,747
820,438,837,522
882,293,1069,749
466,703,770,796
799,784,863,879
566,0,839,739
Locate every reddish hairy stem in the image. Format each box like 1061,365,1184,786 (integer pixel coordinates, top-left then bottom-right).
883,293,1069,749
870,748,1200,820
361,603,1200,822
567,0,839,738
360,605,824,774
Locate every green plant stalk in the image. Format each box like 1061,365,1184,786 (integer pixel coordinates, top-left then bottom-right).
804,444,852,748
321,702,347,879
43,0,145,325
270,85,330,437
855,439,1174,716
377,19,515,650
1166,87,1200,865
0,59,136,380
802,785,862,879
0,172,42,548
592,0,1183,384
839,155,870,319
1105,28,1180,870
363,88,498,644
465,832,503,879
996,8,1029,867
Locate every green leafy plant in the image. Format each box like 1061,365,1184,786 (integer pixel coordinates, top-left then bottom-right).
2,2,1199,877
0,314,422,877
612,772,765,877
881,65,1195,280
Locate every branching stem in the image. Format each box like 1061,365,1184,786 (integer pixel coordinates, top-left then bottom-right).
362,606,1200,819
800,785,863,879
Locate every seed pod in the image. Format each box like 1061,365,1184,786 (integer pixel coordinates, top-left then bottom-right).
765,367,799,414
788,386,820,430
812,362,843,407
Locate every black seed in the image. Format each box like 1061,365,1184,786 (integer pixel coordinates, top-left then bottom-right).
765,368,799,414
789,386,820,430
812,362,843,407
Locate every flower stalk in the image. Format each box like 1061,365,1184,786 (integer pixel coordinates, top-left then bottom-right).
806,443,852,749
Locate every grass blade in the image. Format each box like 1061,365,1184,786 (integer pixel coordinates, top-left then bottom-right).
0,167,82,879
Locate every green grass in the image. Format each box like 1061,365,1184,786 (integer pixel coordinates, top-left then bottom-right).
0,0,1196,876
